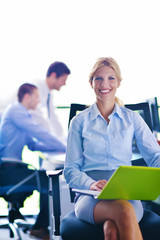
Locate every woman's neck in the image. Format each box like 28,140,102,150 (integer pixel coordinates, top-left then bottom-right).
96,99,115,122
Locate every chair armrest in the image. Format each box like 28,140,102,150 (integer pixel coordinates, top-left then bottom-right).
1,157,36,169
46,169,63,177
46,169,63,236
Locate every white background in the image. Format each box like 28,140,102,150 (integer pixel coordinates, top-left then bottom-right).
0,0,160,107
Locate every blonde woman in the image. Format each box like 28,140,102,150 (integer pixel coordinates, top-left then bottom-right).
64,57,160,240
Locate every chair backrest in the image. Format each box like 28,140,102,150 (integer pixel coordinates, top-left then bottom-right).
68,103,88,128
68,102,153,130
146,97,160,132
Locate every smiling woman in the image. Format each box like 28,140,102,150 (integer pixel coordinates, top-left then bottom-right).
64,56,160,240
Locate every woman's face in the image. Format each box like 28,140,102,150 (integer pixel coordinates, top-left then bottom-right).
91,66,120,103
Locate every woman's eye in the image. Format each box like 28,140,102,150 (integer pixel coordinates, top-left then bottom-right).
108,76,115,80
95,77,103,81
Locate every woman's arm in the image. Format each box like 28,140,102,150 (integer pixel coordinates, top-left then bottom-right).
134,112,160,167
64,117,95,189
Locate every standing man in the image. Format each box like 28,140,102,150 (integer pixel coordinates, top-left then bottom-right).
0,83,66,240
30,61,71,142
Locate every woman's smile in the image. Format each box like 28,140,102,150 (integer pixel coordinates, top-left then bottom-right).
99,88,111,94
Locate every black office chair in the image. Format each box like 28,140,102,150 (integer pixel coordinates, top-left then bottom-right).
0,158,41,239
61,208,160,240
146,97,160,132
60,102,160,240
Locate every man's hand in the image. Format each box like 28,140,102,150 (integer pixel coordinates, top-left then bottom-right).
90,179,107,191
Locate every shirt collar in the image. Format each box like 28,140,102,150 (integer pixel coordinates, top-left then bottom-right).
113,103,124,119
90,102,123,121
90,103,100,120
44,81,50,94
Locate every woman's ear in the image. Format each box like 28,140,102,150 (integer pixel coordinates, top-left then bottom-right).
90,80,93,88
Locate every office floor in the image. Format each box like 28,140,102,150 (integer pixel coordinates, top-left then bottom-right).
0,216,64,240
0,225,63,240
0,192,39,240
0,217,35,240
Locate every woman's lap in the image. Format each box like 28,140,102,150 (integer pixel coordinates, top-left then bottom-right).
75,194,144,224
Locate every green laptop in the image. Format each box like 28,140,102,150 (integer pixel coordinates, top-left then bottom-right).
72,165,160,200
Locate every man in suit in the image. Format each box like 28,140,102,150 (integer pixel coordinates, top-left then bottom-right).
30,61,71,142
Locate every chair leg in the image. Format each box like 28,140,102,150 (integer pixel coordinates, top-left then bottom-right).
8,202,24,238
8,204,24,223
0,220,15,238
10,227,14,238
9,222,22,240
12,222,22,240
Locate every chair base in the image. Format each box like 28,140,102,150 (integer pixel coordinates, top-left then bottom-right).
13,219,33,240
0,203,34,239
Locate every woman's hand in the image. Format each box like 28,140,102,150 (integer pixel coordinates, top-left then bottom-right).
90,179,107,191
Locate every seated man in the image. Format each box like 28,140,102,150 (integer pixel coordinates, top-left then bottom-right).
0,83,66,240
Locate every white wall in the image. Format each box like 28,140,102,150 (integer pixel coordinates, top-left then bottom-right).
0,0,160,108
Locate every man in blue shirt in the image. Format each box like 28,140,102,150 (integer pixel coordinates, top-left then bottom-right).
0,83,66,240
0,83,66,159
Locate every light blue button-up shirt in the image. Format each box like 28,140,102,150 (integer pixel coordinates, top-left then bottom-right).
0,102,66,160
64,103,160,189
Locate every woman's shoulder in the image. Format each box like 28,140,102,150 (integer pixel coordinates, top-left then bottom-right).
73,105,91,120
119,105,138,116
70,105,92,127
118,105,143,124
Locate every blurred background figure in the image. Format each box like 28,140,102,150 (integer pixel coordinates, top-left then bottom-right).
0,83,66,240
30,61,71,143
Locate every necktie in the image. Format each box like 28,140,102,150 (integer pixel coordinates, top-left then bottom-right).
47,93,50,117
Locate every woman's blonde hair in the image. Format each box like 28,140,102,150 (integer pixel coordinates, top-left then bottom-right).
89,57,124,106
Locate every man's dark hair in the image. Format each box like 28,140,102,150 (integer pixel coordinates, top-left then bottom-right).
18,83,37,102
46,61,71,78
